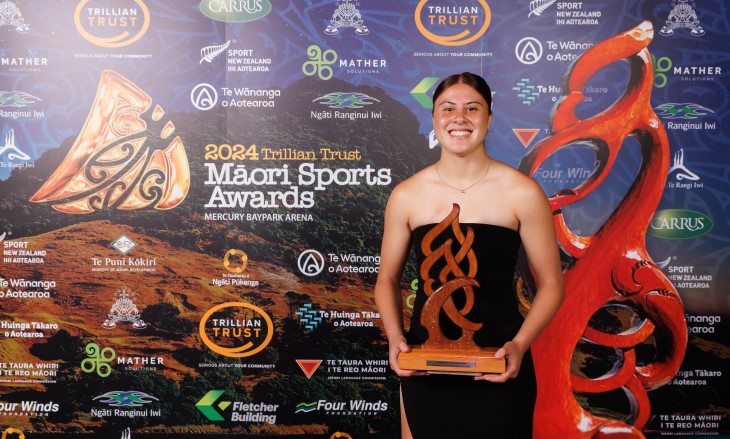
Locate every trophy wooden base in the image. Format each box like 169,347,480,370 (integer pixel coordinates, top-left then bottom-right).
398,346,505,374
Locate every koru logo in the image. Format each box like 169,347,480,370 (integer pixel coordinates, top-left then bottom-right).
298,249,325,276
515,37,543,65
191,83,218,110
81,342,116,377
302,45,337,80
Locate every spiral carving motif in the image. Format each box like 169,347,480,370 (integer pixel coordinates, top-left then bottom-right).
419,203,483,350
29,70,190,213
518,21,687,438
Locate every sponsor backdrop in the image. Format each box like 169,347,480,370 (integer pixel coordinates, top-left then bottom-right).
0,0,728,438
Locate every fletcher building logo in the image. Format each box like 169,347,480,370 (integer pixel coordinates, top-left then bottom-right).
199,0,272,23
196,390,231,421
415,0,491,46
74,0,150,48
196,390,279,423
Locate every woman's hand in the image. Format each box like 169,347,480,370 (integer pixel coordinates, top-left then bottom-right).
475,340,526,382
389,336,427,377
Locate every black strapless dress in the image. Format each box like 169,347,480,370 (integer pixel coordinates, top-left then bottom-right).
401,223,536,438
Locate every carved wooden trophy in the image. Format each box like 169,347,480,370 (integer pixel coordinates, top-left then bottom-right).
398,204,505,374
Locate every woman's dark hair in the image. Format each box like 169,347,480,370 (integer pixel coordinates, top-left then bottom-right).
432,72,492,114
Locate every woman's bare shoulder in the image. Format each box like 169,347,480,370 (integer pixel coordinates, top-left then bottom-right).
492,160,544,195
389,165,435,198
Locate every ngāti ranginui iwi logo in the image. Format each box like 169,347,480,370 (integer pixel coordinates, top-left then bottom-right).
74,0,150,47
29,70,190,213
94,390,158,407
199,302,273,357
415,0,492,46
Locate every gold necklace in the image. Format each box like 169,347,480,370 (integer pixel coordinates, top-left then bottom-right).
435,159,491,193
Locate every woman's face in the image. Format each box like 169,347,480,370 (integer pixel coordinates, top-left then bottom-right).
432,82,492,157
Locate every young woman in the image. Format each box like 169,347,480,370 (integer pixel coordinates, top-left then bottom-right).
374,72,564,438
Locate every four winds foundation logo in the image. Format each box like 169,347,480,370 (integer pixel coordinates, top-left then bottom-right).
29,70,190,213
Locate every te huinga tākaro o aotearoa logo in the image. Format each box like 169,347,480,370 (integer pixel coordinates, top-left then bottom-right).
29,70,190,213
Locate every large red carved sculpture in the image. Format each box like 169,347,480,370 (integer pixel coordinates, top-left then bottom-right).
518,21,687,438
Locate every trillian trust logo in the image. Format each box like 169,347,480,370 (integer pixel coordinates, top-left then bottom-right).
74,0,151,47
415,0,491,46
198,302,274,358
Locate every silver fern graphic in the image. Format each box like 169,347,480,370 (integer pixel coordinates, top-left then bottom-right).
529,0,557,17
200,40,231,64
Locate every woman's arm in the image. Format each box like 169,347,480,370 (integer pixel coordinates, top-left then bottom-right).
479,178,564,382
374,187,424,377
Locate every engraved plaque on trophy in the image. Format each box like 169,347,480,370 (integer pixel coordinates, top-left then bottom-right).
398,204,506,375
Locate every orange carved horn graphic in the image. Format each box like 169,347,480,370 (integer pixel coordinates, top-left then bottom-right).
29,70,190,213
518,21,686,438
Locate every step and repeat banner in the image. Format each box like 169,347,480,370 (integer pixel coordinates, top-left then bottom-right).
1,1,728,438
